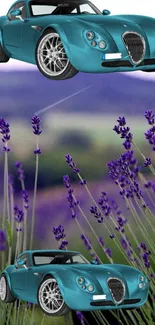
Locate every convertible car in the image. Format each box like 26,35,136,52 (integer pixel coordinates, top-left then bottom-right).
0,1,155,80
0,250,149,316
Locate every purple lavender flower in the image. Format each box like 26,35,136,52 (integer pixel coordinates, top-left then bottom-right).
90,206,103,223
120,238,128,250
15,162,25,181
144,110,155,150
52,225,68,250
144,110,155,125
76,311,85,325
59,240,68,250
139,242,147,251
53,225,66,241
105,248,112,258
144,157,151,167
0,230,7,251
65,154,80,174
67,189,78,208
80,179,86,185
107,151,143,201
21,190,29,209
144,181,152,189
0,118,11,151
81,234,91,250
113,116,133,150
63,176,79,219
138,242,151,269
34,149,42,155
81,235,100,264
63,175,71,189
31,116,42,136
98,237,104,247
14,205,24,231
98,192,111,217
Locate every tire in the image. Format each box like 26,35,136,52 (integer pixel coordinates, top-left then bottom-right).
35,30,78,80
141,69,155,72
37,276,70,316
0,43,9,62
0,274,16,303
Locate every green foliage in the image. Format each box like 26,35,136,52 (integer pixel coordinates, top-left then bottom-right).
6,220,13,247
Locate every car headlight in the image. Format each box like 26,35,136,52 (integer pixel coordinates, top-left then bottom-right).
91,41,97,47
87,284,94,292
78,277,85,285
98,40,107,49
86,31,95,40
138,274,148,289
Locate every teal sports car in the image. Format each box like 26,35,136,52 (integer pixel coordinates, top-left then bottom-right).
0,1,155,80
0,250,149,316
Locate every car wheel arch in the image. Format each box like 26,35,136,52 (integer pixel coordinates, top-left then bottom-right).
42,273,65,297
41,25,72,64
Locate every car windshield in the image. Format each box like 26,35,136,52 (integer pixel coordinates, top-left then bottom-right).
33,252,90,265
30,0,101,16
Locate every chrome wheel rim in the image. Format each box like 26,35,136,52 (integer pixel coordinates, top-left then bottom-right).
39,278,64,314
0,277,6,301
37,32,69,77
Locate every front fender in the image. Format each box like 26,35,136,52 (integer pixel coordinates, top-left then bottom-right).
43,269,103,310
42,271,66,298
42,20,118,71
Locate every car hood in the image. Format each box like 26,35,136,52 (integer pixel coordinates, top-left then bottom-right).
70,263,121,276
76,14,150,34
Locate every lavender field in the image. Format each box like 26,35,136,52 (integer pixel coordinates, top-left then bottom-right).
1,110,155,325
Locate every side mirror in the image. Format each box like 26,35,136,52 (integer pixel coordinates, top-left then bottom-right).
102,9,111,16
10,9,22,17
16,259,27,269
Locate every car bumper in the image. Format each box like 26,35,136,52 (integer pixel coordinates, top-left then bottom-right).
101,58,155,71
64,287,149,311
67,42,155,73
71,51,155,73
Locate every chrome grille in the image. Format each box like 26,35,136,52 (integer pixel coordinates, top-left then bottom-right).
122,31,146,65
107,278,125,304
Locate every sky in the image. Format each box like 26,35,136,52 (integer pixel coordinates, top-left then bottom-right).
0,0,155,80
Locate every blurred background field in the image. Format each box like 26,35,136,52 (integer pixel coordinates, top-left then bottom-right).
0,68,155,238
1,65,155,325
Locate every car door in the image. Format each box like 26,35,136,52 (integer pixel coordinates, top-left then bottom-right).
2,2,27,57
10,254,28,299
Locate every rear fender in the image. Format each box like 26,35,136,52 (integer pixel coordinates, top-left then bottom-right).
2,271,12,291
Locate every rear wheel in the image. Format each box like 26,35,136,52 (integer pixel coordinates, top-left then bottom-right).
37,276,70,316
35,31,78,80
0,274,16,303
0,43,10,62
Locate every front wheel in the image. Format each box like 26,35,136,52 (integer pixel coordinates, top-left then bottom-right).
37,276,70,316
36,31,78,80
